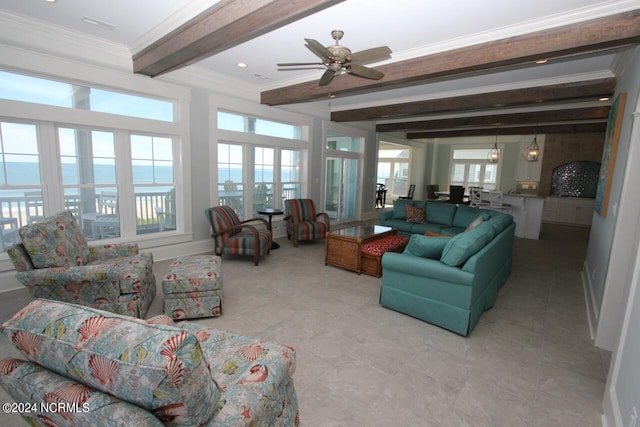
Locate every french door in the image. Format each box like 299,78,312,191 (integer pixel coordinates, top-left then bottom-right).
325,157,358,222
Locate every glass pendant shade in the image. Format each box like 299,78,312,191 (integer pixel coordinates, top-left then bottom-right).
525,136,540,161
487,142,499,163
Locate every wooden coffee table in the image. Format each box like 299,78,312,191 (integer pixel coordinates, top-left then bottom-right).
324,225,397,275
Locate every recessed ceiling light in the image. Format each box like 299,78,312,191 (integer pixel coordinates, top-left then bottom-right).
43,0,57,3
236,62,248,68
82,16,116,31
599,97,610,102
535,59,548,64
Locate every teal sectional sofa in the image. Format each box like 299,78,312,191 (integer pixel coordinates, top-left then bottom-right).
378,199,515,336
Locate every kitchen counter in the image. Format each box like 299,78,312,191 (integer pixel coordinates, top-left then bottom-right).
501,194,544,240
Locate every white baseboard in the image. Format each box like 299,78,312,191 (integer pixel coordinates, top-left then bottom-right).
582,260,599,341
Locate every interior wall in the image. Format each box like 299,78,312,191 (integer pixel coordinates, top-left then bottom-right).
539,132,606,197
586,46,640,352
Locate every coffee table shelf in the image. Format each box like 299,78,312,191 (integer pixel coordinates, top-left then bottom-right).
324,225,396,275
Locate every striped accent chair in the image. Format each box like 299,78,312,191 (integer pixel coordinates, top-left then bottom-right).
205,206,272,266
284,199,330,247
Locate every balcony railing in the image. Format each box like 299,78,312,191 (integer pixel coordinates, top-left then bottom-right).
0,191,174,251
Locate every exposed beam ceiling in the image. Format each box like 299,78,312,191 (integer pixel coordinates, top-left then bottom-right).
260,10,640,106
406,123,607,139
333,78,615,122
133,0,344,77
377,106,611,133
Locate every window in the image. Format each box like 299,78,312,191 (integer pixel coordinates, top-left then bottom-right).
281,149,301,201
0,121,40,251
0,70,174,122
218,143,244,218
216,109,306,221
0,69,184,253
253,147,274,217
59,127,119,239
450,147,500,190
218,111,302,140
131,135,175,234
377,145,410,198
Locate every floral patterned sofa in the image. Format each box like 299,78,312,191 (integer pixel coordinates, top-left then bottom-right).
0,299,299,426
7,210,155,318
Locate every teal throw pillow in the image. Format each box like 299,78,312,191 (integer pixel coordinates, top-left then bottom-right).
440,226,490,267
403,234,451,259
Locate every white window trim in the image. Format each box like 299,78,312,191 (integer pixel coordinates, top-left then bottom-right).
449,143,505,190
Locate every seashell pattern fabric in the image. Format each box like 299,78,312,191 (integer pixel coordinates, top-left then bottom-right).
0,358,164,426
18,211,89,269
0,299,300,426
178,321,299,426
162,255,223,320
1,299,220,427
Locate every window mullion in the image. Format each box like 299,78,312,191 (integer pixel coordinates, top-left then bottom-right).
114,130,134,237
39,122,64,214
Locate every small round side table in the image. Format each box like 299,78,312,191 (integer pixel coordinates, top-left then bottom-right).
258,208,284,249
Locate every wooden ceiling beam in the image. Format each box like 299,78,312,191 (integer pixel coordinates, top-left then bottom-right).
333,78,615,122
133,0,344,77
376,106,611,132
261,9,640,105
406,123,607,139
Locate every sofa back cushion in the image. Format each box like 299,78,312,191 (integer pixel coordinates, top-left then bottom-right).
392,199,415,219
425,201,457,226
453,205,486,229
19,211,88,268
403,234,451,259
440,226,491,267
1,299,220,427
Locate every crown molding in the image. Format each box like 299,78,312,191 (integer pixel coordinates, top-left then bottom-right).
0,10,132,72
129,0,221,55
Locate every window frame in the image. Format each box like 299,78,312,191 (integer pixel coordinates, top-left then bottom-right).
449,144,504,190
0,66,191,263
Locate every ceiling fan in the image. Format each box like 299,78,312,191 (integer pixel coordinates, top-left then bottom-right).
277,30,391,86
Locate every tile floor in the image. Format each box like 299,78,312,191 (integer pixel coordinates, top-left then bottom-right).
0,223,608,426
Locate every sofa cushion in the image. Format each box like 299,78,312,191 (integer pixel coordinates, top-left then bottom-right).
19,211,89,268
1,299,220,427
392,199,415,219
440,226,490,267
465,216,484,231
425,201,457,226
405,205,426,223
403,234,452,259
452,205,483,229
411,222,447,235
0,358,164,426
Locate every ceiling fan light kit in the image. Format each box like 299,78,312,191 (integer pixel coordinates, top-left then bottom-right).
277,29,391,86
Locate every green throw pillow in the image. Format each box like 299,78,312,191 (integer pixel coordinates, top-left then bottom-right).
403,234,451,259
440,226,490,267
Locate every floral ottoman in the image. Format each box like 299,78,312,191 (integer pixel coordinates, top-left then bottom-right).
162,255,222,320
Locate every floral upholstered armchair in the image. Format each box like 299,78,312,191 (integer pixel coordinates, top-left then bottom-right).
7,210,155,318
284,199,330,247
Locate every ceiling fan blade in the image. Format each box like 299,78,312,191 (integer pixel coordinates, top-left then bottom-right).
278,67,327,71
350,46,392,64
277,62,325,67
319,69,336,86
304,38,332,60
348,63,384,80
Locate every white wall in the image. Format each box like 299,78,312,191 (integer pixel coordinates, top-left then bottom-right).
584,47,640,352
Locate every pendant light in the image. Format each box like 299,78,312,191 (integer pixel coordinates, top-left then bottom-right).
488,127,499,163
525,135,540,161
